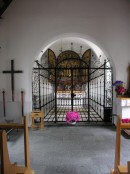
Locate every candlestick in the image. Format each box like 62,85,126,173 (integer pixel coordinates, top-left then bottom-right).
21,90,24,116
2,90,6,117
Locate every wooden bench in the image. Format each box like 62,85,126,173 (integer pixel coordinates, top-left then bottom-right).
110,116,130,174
123,129,130,136
0,116,35,174
0,116,22,140
31,111,44,128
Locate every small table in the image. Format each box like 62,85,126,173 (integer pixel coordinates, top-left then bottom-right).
31,111,44,128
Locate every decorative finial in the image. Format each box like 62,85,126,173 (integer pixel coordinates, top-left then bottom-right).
71,42,73,51
79,45,82,57
60,39,63,53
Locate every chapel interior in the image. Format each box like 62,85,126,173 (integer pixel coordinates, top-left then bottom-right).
0,0,130,174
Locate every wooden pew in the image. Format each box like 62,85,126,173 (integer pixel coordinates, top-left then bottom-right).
0,116,23,140
0,116,35,174
110,116,130,174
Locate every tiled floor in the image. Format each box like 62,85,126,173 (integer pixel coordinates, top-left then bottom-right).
7,125,130,174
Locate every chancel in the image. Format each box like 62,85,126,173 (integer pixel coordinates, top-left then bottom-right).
0,0,130,174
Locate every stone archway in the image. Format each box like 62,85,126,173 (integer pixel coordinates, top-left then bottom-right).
32,35,113,124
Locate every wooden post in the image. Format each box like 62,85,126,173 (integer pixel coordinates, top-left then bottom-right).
114,116,121,173
24,116,30,168
128,161,130,173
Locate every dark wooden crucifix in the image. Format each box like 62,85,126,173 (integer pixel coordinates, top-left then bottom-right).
3,60,23,101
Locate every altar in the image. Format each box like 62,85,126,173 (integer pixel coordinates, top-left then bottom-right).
116,96,130,135
116,96,130,119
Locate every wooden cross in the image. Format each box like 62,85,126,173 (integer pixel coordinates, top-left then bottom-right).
3,60,23,101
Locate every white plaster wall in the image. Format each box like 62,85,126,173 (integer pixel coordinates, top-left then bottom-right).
0,0,130,116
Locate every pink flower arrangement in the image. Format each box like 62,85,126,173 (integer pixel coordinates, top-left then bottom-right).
113,80,126,95
115,86,125,94
122,118,130,123
65,111,80,123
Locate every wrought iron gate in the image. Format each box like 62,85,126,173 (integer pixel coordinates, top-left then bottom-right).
32,50,113,123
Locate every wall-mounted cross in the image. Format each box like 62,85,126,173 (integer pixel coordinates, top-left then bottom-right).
3,60,23,101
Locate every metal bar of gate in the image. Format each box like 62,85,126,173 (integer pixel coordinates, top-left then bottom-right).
71,68,73,111
88,67,90,122
55,68,57,122
103,60,106,122
104,60,106,109
38,64,41,110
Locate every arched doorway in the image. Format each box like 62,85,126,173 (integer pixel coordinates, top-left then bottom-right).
32,38,113,123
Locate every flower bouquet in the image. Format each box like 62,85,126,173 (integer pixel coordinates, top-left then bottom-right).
65,111,80,124
122,118,130,123
113,80,126,95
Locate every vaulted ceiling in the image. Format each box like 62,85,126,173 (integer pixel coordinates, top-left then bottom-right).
0,0,12,17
